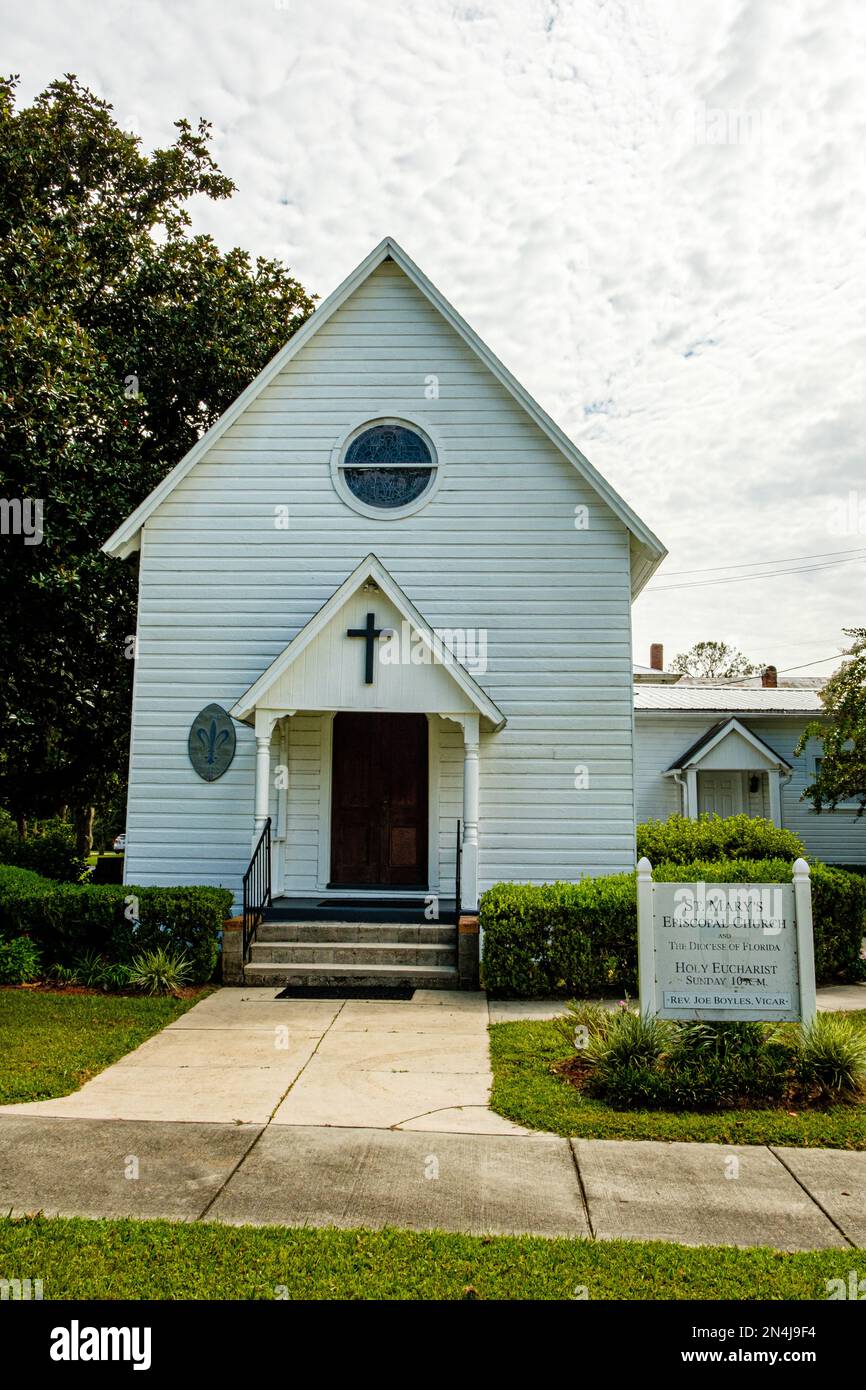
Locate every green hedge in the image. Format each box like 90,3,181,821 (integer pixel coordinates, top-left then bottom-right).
637,814,806,866
481,876,637,998
0,867,232,984
480,858,866,997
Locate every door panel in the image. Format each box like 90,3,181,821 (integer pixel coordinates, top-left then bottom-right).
330,713,428,887
698,772,744,818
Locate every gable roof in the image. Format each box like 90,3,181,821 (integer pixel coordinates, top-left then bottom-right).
230,553,507,731
102,236,666,593
665,718,792,773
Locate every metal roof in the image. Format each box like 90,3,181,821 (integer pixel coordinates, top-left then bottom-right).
634,685,824,713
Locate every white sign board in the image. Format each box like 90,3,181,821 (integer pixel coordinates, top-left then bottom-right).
637,858,817,1024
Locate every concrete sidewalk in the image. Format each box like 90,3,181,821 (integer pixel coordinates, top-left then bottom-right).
0,1115,863,1249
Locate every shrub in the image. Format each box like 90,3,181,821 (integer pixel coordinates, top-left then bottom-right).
797,1014,866,1099
101,962,133,992
481,856,866,996
128,946,192,997
585,1010,673,1071
0,936,41,984
568,1012,863,1110
661,1020,791,1108
0,866,231,984
481,876,637,997
0,809,86,883
637,814,806,866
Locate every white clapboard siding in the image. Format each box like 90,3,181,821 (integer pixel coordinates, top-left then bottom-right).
124,260,636,896
635,713,866,864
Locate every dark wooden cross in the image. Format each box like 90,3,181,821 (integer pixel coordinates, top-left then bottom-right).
347,611,382,684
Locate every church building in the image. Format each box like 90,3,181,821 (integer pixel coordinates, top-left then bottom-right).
104,237,666,985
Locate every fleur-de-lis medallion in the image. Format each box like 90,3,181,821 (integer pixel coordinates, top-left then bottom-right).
188,704,236,782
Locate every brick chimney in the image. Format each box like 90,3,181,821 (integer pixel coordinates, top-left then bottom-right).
650,643,664,671
761,665,777,688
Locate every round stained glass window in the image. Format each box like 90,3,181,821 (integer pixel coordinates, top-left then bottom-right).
339,423,436,512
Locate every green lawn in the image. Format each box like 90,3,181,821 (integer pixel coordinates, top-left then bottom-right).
489,1016,866,1148
0,988,209,1105
0,1213,857,1300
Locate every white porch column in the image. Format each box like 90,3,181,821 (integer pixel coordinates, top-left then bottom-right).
768,768,782,828
461,713,480,912
253,710,278,850
685,768,698,819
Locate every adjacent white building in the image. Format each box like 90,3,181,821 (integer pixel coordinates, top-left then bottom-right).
634,660,865,865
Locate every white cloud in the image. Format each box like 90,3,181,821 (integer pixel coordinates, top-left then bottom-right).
7,0,866,674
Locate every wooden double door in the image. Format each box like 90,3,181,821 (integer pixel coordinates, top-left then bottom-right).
330,713,429,888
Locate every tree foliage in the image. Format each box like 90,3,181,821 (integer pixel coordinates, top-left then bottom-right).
0,74,316,840
670,640,760,679
797,628,866,815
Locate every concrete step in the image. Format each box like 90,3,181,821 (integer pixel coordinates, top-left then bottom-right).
243,961,459,990
256,920,455,945
250,940,456,968
263,900,455,925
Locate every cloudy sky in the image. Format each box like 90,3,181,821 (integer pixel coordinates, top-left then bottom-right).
8,0,866,675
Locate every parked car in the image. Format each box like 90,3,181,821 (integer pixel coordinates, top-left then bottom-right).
112,833,126,853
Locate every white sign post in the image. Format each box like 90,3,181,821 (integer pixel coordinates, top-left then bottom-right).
637,857,817,1024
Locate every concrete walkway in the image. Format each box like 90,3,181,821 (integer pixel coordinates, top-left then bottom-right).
1,985,864,1249
2,988,527,1132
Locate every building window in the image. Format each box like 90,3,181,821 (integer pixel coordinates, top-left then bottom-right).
335,421,438,517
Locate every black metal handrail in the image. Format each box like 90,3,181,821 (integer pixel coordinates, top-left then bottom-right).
455,818,462,923
243,816,271,961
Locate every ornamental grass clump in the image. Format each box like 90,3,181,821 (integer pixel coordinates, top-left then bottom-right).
556,1008,866,1110
127,947,192,997
797,1014,866,1100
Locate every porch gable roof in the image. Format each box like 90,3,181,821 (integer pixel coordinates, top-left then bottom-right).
230,553,506,730
664,717,792,774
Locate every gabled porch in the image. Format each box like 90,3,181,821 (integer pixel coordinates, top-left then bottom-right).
664,717,793,826
225,555,505,988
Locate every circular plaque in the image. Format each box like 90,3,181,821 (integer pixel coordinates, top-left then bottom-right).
188,703,236,782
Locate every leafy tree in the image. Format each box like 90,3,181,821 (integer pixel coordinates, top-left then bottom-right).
0,74,316,850
670,640,760,679
797,628,866,815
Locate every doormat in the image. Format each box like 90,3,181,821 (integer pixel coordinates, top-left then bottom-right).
320,899,425,909
275,985,415,1001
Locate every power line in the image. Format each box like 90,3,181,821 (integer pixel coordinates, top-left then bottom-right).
707,653,846,685
663,546,866,578
777,655,846,674
651,555,866,592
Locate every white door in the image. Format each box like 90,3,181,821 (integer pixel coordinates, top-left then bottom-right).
698,771,745,817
